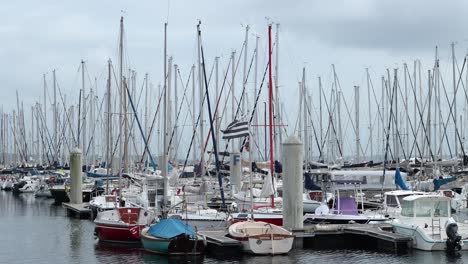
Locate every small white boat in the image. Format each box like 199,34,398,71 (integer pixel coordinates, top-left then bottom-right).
228,220,294,255
19,180,38,193
392,195,468,251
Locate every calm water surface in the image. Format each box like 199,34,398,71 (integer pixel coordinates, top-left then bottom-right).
1,191,467,264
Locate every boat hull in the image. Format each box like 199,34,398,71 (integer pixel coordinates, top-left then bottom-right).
141,230,205,255
95,222,145,243
393,223,468,251
50,188,70,204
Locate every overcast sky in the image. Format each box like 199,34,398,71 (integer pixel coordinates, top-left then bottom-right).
2,0,468,158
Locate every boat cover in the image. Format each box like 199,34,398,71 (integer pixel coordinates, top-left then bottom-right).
394,167,410,190
433,177,457,191
304,172,321,191
147,219,196,239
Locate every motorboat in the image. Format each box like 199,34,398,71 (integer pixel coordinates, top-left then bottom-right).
392,195,468,251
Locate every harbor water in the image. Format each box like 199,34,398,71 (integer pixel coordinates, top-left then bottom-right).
1,191,467,264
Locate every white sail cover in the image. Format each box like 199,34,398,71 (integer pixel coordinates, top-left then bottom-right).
260,172,275,198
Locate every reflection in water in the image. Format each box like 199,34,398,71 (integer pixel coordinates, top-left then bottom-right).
1,191,468,263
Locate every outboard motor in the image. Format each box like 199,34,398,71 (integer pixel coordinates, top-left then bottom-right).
446,218,462,252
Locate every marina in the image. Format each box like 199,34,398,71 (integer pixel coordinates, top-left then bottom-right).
2,191,468,263
5,1,468,263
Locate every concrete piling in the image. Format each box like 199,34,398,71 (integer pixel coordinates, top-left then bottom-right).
282,136,303,230
230,151,242,195
69,148,83,204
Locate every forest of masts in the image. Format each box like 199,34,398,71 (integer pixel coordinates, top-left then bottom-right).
1,19,467,172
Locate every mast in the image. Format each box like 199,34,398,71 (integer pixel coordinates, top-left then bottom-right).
197,23,205,178
268,24,275,207
43,74,46,164
106,59,112,184
394,69,399,165
302,68,308,163
319,76,323,160
242,25,249,114
81,60,87,166
355,85,360,162
123,77,129,174
452,42,458,156
253,35,259,160
91,78,95,165
118,16,124,194
191,65,197,165
231,51,236,152
144,73,149,167
53,69,57,165
162,22,169,203
174,63,178,164
215,57,220,158
366,68,373,161
167,57,173,162
275,23,281,161
403,63,408,158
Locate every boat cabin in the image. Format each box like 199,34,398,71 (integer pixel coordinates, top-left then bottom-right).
383,190,425,209
400,195,451,219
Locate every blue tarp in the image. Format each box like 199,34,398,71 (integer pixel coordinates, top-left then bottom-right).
394,167,410,190
147,219,196,239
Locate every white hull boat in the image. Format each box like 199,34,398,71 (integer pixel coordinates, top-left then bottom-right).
228,220,294,255
392,195,468,251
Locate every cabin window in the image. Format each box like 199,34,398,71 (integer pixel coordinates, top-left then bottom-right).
386,195,398,207
415,201,433,217
401,201,414,217
433,201,449,217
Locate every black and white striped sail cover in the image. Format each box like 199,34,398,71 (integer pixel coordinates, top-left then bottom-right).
221,120,249,139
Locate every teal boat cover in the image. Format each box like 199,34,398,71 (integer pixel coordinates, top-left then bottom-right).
147,219,196,239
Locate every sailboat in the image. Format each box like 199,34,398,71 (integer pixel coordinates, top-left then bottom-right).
227,24,294,255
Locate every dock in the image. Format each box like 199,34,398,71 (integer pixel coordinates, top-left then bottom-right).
198,229,242,255
62,203,91,219
304,223,412,252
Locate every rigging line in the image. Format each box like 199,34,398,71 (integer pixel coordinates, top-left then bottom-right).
139,75,165,164
200,27,226,208
381,69,398,194
395,68,423,160
34,105,52,165
435,74,453,158
437,57,467,158
319,81,342,158
195,39,246,174
405,66,434,161
337,87,366,159
35,106,53,165
209,44,255,157
55,81,77,147
182,55,217,175
126,76,157,167
210,39,246,164
9,115,26,162
167,66,193,156
181,56,232,173
300,80,322,158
